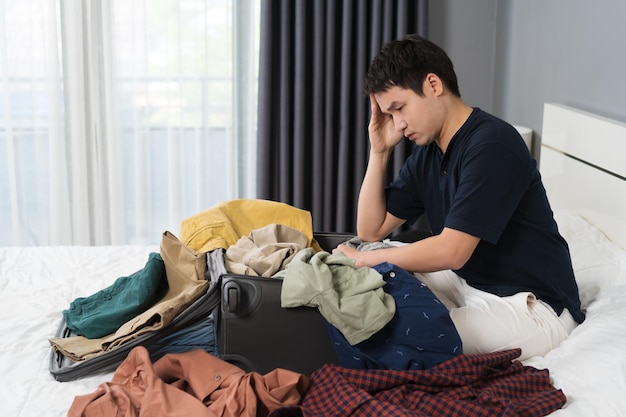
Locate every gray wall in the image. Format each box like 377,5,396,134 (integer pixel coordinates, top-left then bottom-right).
430,0,626,156
429,0,498,113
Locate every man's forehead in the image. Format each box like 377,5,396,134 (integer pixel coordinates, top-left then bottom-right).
375,87,409,111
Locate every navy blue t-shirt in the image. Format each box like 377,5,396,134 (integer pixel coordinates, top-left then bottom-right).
386,108,584,323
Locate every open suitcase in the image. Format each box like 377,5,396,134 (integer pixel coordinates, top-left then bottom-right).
49,232,351,381
49,278,221,382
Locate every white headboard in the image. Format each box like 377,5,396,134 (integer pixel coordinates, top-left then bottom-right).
540,103,626,249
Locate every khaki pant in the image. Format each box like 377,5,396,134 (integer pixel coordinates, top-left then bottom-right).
49,231,208,361
414,270,577,361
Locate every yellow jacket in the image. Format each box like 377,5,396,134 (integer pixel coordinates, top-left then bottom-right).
179,199,322,253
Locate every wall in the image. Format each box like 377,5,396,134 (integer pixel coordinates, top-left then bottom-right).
495,0,626,147
430,0,626,157
429,0,498,113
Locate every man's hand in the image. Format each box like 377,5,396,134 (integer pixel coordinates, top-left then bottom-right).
368,93,405,155
332,244,366,268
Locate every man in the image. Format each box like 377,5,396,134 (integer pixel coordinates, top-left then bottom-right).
334,34,583,360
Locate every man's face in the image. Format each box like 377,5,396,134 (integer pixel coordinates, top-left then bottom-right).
374,83,442,147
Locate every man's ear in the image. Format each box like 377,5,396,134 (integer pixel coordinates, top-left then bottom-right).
424,73,444,96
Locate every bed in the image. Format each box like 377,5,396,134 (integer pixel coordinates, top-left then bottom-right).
1,102,625,416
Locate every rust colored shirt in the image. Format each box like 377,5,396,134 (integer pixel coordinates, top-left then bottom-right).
68,346,309,417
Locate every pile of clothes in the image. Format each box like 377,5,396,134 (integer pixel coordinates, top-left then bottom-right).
58,199,566,417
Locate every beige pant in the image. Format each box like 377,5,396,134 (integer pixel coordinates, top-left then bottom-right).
414,270,577,361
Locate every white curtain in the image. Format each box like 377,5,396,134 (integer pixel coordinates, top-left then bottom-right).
0,0,259,246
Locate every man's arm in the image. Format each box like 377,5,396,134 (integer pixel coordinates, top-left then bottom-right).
336,226,480,272
356,151,405,241
357,94,406,241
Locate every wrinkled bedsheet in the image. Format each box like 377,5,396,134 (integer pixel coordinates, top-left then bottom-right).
0,245,157,416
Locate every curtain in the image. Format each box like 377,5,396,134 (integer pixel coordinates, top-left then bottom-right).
256,0,428,233
0,0,260,246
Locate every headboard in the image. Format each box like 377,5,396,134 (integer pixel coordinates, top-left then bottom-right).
540,103,626,249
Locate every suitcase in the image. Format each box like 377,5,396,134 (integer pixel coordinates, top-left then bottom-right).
214,232,354,375
49,233,354,381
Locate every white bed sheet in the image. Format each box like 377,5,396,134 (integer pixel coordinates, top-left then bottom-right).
525,211,626,416
1,212,625,416
0,245,158,417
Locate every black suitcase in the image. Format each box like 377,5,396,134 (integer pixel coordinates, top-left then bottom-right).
214,232,354,375
49,233,354,381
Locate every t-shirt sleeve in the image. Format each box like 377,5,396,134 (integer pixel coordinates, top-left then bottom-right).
445,141,531,244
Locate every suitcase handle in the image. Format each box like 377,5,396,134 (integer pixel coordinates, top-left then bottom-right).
220,276,263,318
224,281,241,312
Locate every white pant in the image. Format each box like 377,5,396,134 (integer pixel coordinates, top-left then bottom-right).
414,270,577,361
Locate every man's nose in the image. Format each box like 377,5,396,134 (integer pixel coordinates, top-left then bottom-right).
395,118,407,131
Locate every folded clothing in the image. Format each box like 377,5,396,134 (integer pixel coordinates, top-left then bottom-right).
50,231,209,361
63,252,167,339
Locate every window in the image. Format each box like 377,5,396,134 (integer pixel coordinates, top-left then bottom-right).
0,0,260,246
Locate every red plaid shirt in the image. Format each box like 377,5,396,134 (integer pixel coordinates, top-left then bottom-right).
270,349,565,417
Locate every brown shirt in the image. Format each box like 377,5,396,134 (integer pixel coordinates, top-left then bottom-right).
68,346,309,417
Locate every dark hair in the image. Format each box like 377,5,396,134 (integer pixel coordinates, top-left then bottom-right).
364,34,461,97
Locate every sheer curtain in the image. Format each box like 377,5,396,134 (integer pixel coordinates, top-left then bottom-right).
0,0,259,246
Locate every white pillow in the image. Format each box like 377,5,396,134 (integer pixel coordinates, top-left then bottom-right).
554,211,626,309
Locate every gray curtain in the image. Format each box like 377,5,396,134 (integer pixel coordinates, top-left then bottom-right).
256,0,429,233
